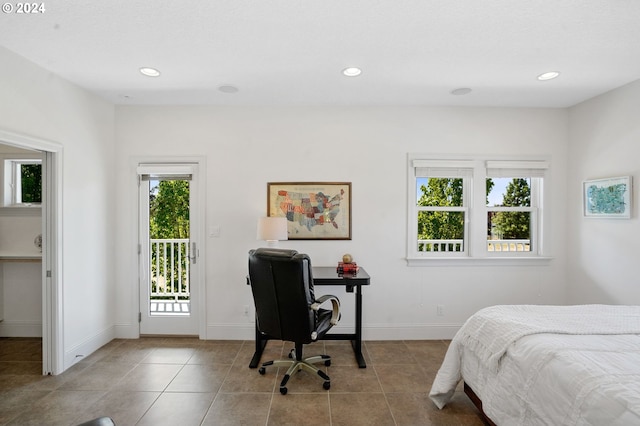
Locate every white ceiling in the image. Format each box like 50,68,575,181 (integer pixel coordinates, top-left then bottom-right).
1,0,639,108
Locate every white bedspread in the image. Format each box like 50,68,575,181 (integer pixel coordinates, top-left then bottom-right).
430,305,640,425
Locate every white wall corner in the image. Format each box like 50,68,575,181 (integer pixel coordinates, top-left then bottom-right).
63,325,115,372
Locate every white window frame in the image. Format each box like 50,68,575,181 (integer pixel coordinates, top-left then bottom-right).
407,154,551,266
410,159,473,258
485,161,547,257
1,154,43,208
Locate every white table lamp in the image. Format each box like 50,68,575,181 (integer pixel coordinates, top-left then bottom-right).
257,217,288,247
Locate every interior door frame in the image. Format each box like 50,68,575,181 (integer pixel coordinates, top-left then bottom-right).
133,156,206,339
0,129,63,375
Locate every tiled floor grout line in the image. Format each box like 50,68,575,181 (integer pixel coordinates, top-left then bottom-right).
0,337,484,425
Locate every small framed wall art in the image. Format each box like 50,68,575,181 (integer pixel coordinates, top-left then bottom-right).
267,182,352,240
583,176,632,219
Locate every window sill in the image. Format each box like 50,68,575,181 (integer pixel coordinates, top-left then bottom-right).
406,256,553,267
0,206,42,217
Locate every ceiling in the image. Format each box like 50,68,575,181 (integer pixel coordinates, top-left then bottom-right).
1,0,639,108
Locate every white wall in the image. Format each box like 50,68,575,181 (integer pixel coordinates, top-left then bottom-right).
115,105,570,340
0,46,116,370
0,261,41,336
567,80,640,304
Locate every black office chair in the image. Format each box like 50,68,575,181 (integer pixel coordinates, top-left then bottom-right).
248,248,340,395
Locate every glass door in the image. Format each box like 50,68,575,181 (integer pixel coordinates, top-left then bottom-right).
138,163,200,335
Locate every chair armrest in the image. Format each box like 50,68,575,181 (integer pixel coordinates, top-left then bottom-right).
311,294,341,325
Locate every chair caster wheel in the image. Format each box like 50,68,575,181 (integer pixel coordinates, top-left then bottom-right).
280,387,288,395
323,381,330,390
258,367,266,375
288,349,294,359
325,360,331,367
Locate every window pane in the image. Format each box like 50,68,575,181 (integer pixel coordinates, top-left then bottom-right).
487,211,531,252
417,211,464,252
486,177,531,207
20,163,42,203
417,177,463,206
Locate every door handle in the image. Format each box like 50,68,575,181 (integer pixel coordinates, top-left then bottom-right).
190,242,197,264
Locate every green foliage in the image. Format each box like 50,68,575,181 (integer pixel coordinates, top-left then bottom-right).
148,180,191,297
492,178,530,239
149,180,190,239
416,177,531,244
21,164,42,203
417,178,463,240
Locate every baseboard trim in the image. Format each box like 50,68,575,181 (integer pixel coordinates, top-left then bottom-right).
204,323,463,341
63,325,115,371
0,320,42,337
114,323,139,339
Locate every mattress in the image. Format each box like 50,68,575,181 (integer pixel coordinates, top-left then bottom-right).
430,305,640,425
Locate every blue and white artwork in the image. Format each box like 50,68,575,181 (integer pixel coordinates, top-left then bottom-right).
583,176,632,218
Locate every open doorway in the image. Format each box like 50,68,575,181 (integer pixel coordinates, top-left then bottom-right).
0,130,62,375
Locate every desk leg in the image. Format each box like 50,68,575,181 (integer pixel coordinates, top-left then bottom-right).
353,283,366,368
249,319,267,368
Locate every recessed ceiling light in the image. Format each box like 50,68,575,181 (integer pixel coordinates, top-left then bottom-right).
139,67,161,77
451,87,472,96
218,85,239,94
537,71,560,81
342,67,362,77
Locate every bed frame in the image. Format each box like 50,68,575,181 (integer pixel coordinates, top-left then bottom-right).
464,382,497,426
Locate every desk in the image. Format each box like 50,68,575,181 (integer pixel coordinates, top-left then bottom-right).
249,266,370,369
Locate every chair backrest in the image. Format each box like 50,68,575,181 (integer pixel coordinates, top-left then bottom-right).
248,248,316,344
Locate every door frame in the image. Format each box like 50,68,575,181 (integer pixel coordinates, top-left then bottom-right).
133,156,206,339
0,129,63,375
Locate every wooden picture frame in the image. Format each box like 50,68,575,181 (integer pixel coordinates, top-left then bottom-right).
267,182,352,240
583,176,632,219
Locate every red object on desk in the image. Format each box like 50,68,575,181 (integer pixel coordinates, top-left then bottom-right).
337,261,359,274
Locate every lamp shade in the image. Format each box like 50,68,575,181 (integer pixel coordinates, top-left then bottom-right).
257,217,288,243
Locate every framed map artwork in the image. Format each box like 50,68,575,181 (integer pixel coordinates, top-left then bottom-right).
583,176,632,219
267,182,352,240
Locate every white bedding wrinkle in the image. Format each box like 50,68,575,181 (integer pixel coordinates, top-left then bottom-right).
429,305,640,425
455,305,640,373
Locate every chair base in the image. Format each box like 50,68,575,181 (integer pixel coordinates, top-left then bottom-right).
259,349,332,395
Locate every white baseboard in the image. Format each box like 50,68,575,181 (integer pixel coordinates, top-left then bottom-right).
63,325,115,371
206,323,255,340
111,322,463,343
204,323,463,341
0,320,42,337
362,323,463,340
114,323,139,339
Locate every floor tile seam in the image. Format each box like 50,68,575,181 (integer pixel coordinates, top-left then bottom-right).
380,382,400,426
326,389,333,426
226,340,251,367
215,390,274,395
367,362,421,366
130,390,164,426
186,354,235,398
369,363,389,395
265,390,275,426
154,362,188,393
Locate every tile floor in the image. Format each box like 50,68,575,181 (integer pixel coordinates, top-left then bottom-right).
0,337,485,425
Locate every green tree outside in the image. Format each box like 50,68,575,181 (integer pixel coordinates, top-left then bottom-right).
21,164,42,203
149,180,190,239
149,180,190,298
417,178,494,243
417,178,464,243
417,177,531,248
491,178,530,239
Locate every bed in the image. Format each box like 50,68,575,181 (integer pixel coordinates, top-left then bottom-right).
429,305,640,425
